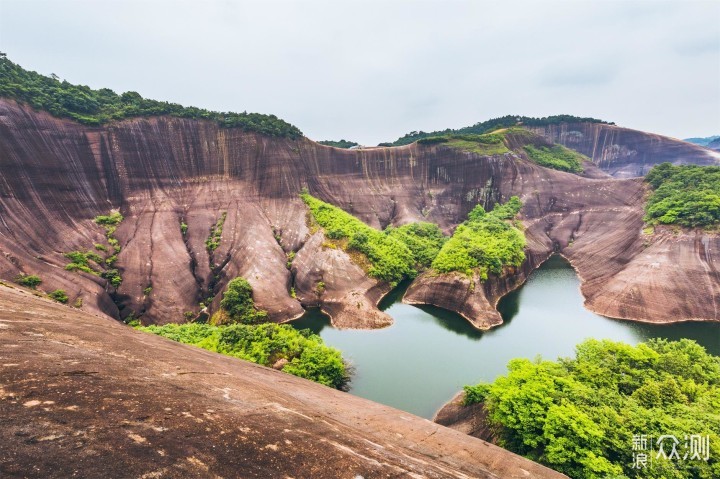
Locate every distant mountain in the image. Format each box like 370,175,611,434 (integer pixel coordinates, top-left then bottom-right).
381,115,612,146
684,135,720,146
708,137,720,151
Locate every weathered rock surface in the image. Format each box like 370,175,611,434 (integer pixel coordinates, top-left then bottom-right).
433,391,497,444
405,135,719,329
290,230,393,328
0,99,718,329
528,122,720,178
0,284,566,478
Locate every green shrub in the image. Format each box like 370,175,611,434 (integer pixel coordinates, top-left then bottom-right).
523,145,585,173
462,383,490,406
644,163,720,228
0,56,302,138
100,269,122,288
206,212,227,252
431,197,526,279
217,277,267,324
48,289,69,303
138,322,349,389
463,339,720,479
94,212,123,226
15,274,42,289
64,251,100,275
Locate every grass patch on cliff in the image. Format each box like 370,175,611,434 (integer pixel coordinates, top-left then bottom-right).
302,193,449,283
418,132,509,156
523,144,585,173
0,55,302,138
431,197,525,280
644,163,720,228
462,338,720,479
138,322,349,389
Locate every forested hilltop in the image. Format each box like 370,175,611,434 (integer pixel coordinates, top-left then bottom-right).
383,114,612,146
0,54,302,138
644,163,720,228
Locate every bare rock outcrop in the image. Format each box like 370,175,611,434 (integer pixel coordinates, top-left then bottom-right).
291,230,393,328
433,391,497,443
0,284,566,479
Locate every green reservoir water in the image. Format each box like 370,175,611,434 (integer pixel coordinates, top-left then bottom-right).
291,255,720,419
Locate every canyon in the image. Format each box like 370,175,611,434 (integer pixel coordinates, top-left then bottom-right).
1,98,718,330
1,96,719,478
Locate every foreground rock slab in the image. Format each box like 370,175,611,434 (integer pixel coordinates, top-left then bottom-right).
0,285,566,479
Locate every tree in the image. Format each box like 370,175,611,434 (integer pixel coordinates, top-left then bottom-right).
217,277,267,324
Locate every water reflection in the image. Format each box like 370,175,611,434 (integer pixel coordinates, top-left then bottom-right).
291,255,720,419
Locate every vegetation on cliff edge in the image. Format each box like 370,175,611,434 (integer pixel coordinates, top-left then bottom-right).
387,114,612,146
644,163,720,228
318,139,359,148
138,322,349,389
463,338,720,479
418,132,510,156
301,192,447,284
523,144,586,173
431,197,525,280
0,55,302,138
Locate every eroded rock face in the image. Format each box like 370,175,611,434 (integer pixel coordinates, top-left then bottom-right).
433,391,497,444
290,230,393,328
0,98,717,329
528,122,720,178
0,285,566,479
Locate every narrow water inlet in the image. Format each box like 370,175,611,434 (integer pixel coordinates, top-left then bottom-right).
291,255,720,419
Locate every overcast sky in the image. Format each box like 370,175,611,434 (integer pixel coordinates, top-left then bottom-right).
1,0,719,144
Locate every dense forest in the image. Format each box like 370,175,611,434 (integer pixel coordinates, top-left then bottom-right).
384,114,612,146
644,163,720,228
0,54,302,138
431,197,525,280
463,339,720,479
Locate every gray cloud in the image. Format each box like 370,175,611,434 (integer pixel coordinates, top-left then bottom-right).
0,0,718,144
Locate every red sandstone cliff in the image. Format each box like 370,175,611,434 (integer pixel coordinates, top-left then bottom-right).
0,99,717,329
528,122,720,178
